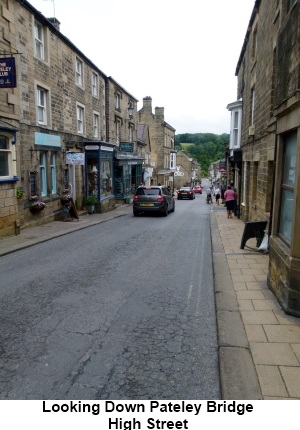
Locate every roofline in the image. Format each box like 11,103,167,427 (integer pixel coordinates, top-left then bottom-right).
107,76,138,102
235,0,261,76
19,0,107,80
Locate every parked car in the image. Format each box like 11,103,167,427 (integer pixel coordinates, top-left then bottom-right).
193,185,202,194
177,187,195,200
133,185,175,216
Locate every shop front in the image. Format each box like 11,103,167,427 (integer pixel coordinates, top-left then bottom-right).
114,147,143,202
84,142,116,213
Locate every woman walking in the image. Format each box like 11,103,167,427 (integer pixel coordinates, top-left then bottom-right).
224,185,236,218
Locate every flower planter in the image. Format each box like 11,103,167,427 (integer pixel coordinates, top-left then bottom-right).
30,206,45,213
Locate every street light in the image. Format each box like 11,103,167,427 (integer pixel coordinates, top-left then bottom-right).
128,102,134,120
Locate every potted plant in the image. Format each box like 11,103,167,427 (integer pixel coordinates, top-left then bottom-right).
30,201,46,213
85,195,97,214
16,186,25,199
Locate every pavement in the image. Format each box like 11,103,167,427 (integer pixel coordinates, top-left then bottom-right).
1,201,300,400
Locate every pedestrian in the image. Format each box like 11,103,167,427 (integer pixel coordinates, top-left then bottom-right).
221,184,225,204
224,185,236,218
214,185,221,205
230,181,237,216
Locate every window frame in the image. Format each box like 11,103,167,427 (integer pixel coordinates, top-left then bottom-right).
92,72,98,97
278,132,297,246
34,20,45,60
40,151,47,197
75,57,84,87
50,152,57,194
76,103,85,135
36,86,47,125
93,112,100,138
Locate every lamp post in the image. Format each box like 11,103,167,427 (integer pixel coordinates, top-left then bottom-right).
128,102,134,120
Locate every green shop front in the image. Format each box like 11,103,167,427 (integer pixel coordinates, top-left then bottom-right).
84,142,116,213
114,142,143,202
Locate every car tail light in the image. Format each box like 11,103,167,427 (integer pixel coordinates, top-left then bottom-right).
157,196,164,202
133,195,139,201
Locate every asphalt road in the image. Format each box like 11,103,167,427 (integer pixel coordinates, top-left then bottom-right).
0,192,220,399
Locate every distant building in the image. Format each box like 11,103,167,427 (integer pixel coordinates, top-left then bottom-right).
138,97,176,190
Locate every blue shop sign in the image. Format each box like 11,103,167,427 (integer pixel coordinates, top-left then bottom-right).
35,132,61,147
0,58,17,88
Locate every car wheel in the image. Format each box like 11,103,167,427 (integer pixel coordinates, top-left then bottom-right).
133,211,138,217
171,202,175,212
163,206,168,216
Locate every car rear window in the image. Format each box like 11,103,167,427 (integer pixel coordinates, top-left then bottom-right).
136,188,160,196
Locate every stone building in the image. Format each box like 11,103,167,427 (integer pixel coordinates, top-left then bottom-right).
0,0,140,235
174,151,200,190
232,0,300,316
137,124,152,186
105,76,142,202
138,97,176,190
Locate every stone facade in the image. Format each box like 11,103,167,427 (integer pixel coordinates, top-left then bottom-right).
174,151,200,190
235,0,300,316
138,97,176,190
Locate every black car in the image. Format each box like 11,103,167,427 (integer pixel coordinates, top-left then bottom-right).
177,187,195,200
133,185,175,217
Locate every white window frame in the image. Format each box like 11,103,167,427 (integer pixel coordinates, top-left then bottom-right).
75,57,84,87
0,133,17,180
34,20,45,60
93,112,100,138
50,152,57,194
76,103,85,135
170,152,176,170
40,152,47,197
92,72,98,97
36,86,48,125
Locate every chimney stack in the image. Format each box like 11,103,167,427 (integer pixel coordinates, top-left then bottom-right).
48,17,60,31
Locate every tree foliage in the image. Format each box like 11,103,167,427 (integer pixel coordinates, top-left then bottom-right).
175,133,229,175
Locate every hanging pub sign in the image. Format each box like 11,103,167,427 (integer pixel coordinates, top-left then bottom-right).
0,57,17,88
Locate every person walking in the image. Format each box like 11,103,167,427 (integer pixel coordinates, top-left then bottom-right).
224,185,236,218
230,181,238,216
214,185,221,205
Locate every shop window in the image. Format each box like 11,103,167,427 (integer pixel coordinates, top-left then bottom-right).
100,159,113,197
40,152,47,197
278,132,296,245
50,152,57,194
0,135,12,178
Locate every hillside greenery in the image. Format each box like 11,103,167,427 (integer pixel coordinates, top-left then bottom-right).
175,133,229,175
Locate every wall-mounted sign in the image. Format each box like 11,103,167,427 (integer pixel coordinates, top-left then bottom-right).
119,142,133,152
29,171,37,199
34,132,61,147
66,152,85,165
85,145,99,150
0,58,16,88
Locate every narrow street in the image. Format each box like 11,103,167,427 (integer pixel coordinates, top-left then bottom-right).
0,193,220,399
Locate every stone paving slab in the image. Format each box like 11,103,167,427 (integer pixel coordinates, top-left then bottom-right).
211,207,300,400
